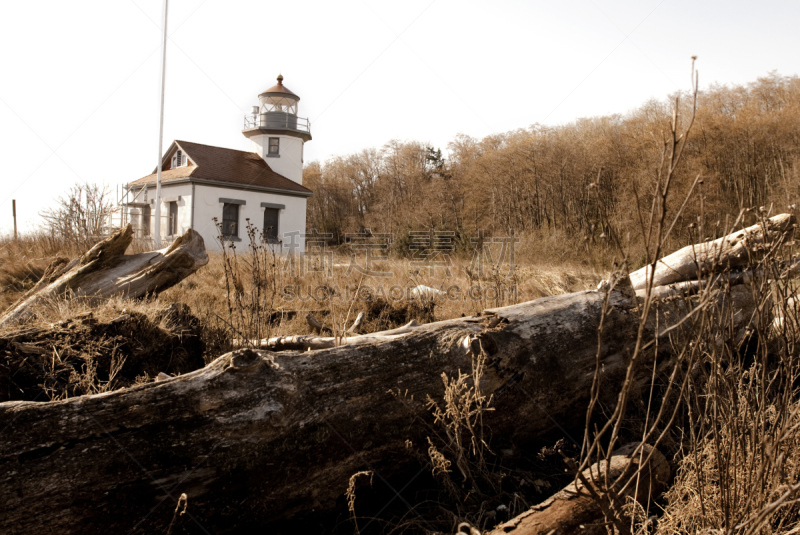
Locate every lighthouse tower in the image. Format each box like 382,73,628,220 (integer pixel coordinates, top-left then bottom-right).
242,74,312,185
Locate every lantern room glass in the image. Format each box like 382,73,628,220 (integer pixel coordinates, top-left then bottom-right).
259,96,298,115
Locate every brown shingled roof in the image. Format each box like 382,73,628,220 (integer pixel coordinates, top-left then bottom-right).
128,140,312,196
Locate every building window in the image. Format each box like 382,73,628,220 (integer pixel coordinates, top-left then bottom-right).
168,201,178,236
222,203,239,239
142,204,151,236
172,150,185,168
263,208,279,242
268,137,280,156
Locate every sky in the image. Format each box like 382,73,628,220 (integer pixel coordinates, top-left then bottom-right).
1,0,798,235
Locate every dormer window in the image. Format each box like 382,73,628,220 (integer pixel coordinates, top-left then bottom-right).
172,149,186,168
268,138,280,156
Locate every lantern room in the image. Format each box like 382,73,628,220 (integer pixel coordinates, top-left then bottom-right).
259,74,298,114
243,74,312,134
243,74,311,139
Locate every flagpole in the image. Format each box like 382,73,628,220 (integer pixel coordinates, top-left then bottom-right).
154,0,169,248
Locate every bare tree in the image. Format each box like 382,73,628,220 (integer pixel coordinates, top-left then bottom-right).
40,182,117,246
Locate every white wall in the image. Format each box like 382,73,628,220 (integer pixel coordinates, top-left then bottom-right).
193,183,307,253
249,134,305,184
125,182,192,242
126,182,307,253
158,183,193,237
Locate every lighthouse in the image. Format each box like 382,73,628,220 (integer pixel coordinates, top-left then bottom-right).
242,74,312,185
125,73,313,252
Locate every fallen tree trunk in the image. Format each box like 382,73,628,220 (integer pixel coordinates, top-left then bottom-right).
633,257,800,300
0,281,760,534
0,225,208,328
264,319,420,351
489,443,670,535
629,213,795,290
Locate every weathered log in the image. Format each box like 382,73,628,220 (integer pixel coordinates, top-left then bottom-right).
629,213,795,290
0,283,760,533
409,284,443,299
347,311,366,333
305,312,365,336
489,443,670,535
631,257,800,301
0,225,208,328
305,313,331,334
264,319,420,351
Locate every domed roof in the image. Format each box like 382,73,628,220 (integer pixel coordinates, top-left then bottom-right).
258,74,300,100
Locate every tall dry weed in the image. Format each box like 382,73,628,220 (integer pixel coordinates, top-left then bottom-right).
425,351,495,493
214,218,284,344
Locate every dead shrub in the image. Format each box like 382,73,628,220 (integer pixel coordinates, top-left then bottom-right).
0,301,206,401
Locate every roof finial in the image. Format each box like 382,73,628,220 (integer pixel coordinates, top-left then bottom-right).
277,73,284,85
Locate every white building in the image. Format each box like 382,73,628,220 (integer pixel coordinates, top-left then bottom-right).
124,75,312,252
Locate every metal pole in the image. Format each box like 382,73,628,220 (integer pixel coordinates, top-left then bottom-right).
154,0,169,248
12,199,17,240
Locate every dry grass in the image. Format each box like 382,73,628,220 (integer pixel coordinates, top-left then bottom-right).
153,238,599,346
644,268,800,535
657,398,800,534
1,293,171,334
346,470,374,535
0,231,87,311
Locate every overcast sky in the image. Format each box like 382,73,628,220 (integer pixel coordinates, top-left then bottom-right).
1,0,798,235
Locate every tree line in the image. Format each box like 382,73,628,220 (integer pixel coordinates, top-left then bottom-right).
305,72,800,262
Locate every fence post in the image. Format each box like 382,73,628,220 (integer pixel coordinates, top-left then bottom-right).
12,199,17,240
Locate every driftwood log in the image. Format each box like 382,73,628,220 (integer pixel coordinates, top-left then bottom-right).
0,279,760,534
0,225,208,328
305,311,366,336
265,319,421,351
347,311,366,333
305,313,332,334
630,256,800,301
629,213,795,290
489,443,670,535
